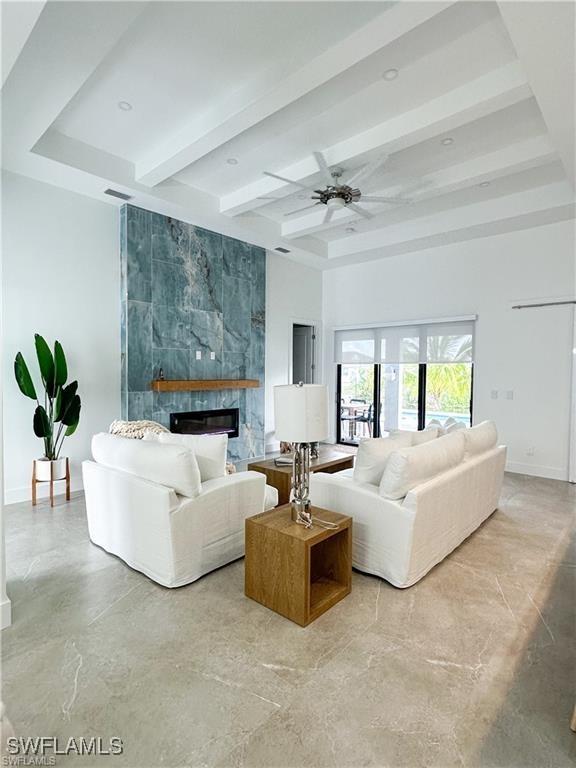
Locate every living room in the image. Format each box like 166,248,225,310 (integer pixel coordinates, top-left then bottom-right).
1,1,575,766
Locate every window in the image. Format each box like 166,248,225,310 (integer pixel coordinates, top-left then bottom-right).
335,320,474,444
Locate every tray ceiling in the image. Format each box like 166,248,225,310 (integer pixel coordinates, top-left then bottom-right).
2,0,574,269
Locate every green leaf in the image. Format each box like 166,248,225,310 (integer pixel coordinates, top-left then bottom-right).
14,352,37,399
54,387,62,421
54,341,68,388
33,406,52,438
55,381,78,422
35,334,55,395
62,394,81,427
65,421,79,437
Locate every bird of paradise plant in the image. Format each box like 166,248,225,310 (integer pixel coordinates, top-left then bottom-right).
14,335,81,460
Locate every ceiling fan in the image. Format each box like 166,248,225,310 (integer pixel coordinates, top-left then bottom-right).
259,151,412,224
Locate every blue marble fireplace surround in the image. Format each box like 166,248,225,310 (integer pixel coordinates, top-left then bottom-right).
120,204,265,462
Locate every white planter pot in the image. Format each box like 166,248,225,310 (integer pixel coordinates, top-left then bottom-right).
35,458,68,481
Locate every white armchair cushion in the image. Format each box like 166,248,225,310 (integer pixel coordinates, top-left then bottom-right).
353,432,413,485
463,420,498,459
147,432,228,482
380,431,466,500
91,432,201,497
446,421,466,433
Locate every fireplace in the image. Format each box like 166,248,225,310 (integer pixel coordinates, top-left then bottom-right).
170,408,239,439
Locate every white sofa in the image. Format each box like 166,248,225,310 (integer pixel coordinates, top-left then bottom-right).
82,433,278,588
309,422,506,588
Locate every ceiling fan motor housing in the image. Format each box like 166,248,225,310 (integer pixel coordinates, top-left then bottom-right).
314,184,362,206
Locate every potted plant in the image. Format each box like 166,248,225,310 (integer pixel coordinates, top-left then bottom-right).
14,334,81,482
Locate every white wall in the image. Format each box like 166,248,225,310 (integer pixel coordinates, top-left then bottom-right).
265,251,323,451
2,171,120,503
323,220,575,480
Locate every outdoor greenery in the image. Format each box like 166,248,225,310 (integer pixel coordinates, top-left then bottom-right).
342,335,473,419
401,363,472,413
341,365,374,403
14,335,81,460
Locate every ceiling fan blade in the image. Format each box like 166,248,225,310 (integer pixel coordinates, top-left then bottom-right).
284,203,321,217
345,153,388,187
348,202,373,220
313,151,334,186
323,207,334,225
263,171,316,192
359,196,412,204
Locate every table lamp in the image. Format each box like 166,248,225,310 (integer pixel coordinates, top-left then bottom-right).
274,383,328,527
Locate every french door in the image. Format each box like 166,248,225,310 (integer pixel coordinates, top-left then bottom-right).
337,362,473,445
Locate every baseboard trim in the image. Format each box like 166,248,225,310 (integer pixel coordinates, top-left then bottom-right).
5,478,84,506
506,461,567,481
1,597,12,629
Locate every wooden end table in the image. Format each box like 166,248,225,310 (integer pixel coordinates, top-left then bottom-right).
245,504,352,626
247,448,354,506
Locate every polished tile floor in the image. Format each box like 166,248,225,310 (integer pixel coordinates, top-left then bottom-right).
2,473,575,767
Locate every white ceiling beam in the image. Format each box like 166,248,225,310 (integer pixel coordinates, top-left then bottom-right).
281,135,557,239
327,182,575,260
220,61,531,216
0,1,46,87
324,204,576,270
134,1,456,187
498,1,575,189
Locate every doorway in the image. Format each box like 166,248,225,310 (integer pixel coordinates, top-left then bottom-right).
292,324,315,384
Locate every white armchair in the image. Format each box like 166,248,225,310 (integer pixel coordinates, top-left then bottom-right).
82,434,277,587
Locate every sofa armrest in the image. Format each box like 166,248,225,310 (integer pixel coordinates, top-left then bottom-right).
309,471,416,586
196,470,266,498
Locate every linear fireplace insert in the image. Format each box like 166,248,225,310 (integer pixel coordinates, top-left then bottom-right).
170,408,239,439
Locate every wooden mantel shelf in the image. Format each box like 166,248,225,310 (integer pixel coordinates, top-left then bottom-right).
151,379,260,392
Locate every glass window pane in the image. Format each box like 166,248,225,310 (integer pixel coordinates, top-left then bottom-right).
425,363,472,426
379,363,419,434
339,364,374,444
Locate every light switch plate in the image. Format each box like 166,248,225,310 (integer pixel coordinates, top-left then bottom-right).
210,352,216,360
506,390,514,400
491,390,498,400
195,351,202,360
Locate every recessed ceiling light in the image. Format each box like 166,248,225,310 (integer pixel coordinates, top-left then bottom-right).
383,68,399,81
118,101,132,111
441,137,454,146
345,227,356,233
226,158,238,165
478,181,491,188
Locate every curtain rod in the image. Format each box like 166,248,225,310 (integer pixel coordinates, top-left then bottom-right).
511,300,576,310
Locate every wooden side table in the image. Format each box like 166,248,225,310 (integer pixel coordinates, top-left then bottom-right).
245,504,352,626
248,449,354,506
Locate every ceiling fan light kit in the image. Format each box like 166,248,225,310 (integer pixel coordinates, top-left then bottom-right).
263,150,412,225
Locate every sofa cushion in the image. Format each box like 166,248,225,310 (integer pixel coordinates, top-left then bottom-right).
463,420,498,459
413,427,439,445
92,433,201,497
353,432,413,485
426,419,446,435
379,431,466,500
446,421,466,433
152,432,228,482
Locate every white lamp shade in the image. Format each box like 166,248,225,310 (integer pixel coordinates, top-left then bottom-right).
274,384,328,443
